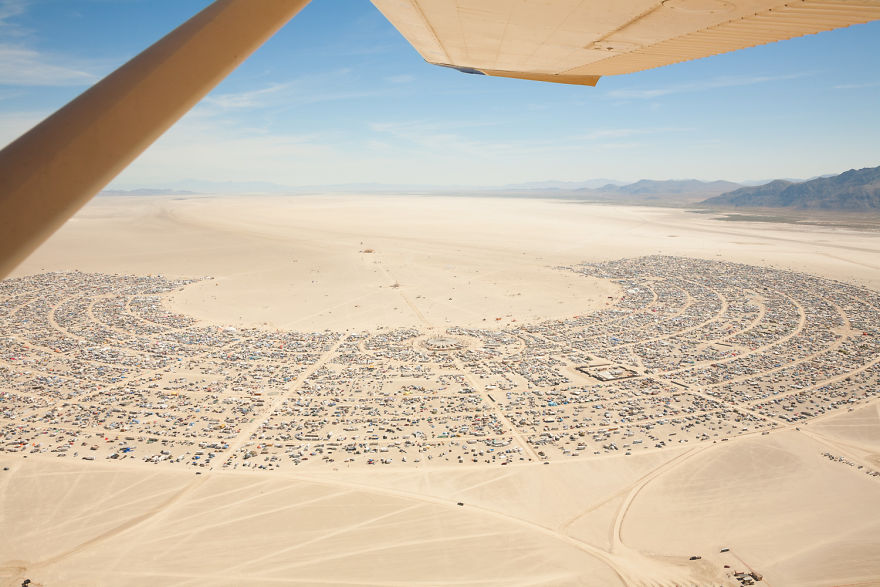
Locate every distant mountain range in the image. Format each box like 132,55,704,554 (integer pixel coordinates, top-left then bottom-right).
102,178,739,202
593,179,742,195
103,166,880,210
501,179,625,190
100,188,200,196
701,165,880,210
103,180,501,195
528,179,740,205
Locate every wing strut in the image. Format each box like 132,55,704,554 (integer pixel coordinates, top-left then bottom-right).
0,0,311,279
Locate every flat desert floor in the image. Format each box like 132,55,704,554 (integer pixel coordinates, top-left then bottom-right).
2,195,880,586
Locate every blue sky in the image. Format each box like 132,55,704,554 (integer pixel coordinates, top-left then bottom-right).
0,0,878,188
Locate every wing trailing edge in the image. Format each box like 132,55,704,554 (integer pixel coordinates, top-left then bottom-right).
372,0,880,85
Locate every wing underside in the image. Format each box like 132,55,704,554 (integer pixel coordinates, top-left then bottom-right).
371,0,880,85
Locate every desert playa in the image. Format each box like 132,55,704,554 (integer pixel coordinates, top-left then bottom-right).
2,194,880,586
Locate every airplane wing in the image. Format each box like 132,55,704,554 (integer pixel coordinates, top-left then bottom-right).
370,0,880,86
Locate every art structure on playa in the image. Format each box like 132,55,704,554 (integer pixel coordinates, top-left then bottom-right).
1,0,880,277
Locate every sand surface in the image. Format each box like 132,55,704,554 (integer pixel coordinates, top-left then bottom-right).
14,195,880,329
3,195,880,586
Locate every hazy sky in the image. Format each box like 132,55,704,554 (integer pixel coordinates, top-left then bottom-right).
0,0,878,187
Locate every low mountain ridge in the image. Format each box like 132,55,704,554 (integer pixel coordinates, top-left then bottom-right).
594,179,741,195
702,166,880,210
